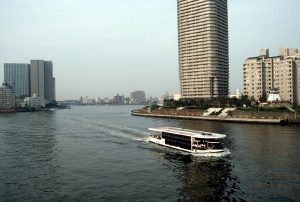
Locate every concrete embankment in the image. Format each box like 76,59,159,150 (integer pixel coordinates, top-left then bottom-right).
131,111,287,125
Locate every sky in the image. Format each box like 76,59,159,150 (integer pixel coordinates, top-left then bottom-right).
0,0,299,100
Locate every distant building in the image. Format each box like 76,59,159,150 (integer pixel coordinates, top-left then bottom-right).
30,60,55,102
0,83,16,111
24,94,46,109
124,97,131,105
148,96,159,104
97,97,102,104
114,94,125,105
229,89,241,99
178,0,229,98
243,48,300,105
4,63,30,97
173,93,181,101
130,91,146,104
79,96,84,104
82,96,90,104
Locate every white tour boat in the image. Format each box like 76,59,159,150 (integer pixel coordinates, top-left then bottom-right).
148,127,229,155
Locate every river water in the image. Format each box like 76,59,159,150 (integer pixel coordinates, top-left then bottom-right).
0,105,299,201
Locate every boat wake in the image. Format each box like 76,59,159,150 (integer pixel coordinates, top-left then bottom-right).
83,122,151,142
192,149,231,157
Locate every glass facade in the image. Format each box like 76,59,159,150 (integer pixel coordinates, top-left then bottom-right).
4,63,30,97
162,132,192,150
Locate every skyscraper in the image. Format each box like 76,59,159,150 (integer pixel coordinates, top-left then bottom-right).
178,0,229,98
4,63,30,97
30,60,45,99
30,60,55,101
44,61,54,101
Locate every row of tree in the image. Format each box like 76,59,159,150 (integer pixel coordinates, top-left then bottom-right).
163,95,256,109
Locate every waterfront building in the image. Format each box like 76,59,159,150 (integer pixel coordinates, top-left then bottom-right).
0,83,15,111
79,96,96,105
24,94,46,110
178,0,229,98
4,63,30,97
130,91,146,104
30,60,55,102
243,48,300,106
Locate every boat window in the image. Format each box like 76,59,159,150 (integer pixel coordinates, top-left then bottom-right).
207,142,224,150
161,132,191,150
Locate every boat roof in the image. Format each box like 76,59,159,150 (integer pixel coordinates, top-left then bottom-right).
148,127,226,139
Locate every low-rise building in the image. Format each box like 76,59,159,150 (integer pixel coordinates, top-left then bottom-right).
0,83,16,112
24,94,46,109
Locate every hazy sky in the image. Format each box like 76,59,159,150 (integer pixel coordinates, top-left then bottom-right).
0,0,299,100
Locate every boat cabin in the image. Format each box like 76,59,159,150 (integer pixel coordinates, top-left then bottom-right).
149,127,226,152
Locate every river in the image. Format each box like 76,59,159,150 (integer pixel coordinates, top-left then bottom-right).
0,105,299,201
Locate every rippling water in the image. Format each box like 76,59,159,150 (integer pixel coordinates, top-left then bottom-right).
0,105,299,201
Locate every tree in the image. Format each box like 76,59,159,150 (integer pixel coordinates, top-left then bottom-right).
46,100,58,108
259,93,267,103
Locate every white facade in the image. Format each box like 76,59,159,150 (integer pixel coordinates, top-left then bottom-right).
229,89,241,98
173,93,181,101
267,89,282,102
24,94,46,109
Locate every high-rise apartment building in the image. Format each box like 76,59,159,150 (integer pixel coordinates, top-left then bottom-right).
178,0,229,98
243,48,300,106
30,60,45,99
130,91,146,104
30,60,55,101
4,63,30,97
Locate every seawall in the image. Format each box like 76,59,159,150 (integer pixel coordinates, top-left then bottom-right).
131,111,287,125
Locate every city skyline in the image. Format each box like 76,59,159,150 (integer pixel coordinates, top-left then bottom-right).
0,0,300,100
